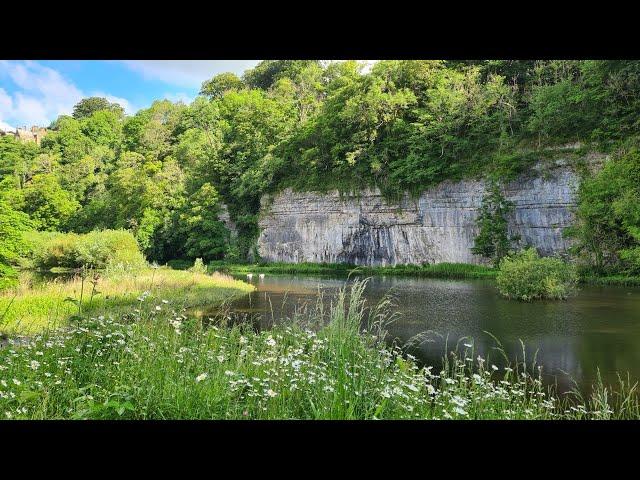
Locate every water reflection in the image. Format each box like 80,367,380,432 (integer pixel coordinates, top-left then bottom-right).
198,274,640,395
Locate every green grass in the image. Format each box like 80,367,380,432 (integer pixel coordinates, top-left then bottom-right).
0,279,637,420
206,259,640,287
580,275,640,286
0,267,254,335
207,260,498,279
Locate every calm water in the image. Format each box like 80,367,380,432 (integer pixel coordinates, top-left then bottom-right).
205,274,640,394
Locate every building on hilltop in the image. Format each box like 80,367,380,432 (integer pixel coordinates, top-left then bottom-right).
0,125,48,145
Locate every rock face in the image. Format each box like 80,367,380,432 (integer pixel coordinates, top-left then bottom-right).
257,157,604,266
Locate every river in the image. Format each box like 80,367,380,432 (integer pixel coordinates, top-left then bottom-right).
202,273,640,395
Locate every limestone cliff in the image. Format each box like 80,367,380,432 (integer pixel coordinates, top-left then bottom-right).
257,155,606,266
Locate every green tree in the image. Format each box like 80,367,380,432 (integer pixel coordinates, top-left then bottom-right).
567,149,640,274
177,183,230,261
200,72,244,99
0,135,40,187
16,174,79,231
0,196,33,289
72,97,124,120
243,60,322,90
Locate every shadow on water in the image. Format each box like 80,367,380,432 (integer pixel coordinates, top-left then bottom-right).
191,273,640,396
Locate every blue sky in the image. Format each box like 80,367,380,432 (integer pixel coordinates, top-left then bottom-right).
0,60,260,130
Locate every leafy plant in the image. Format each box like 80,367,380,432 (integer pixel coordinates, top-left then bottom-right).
496,248,578,301
188,258,207,274
472,180,516,265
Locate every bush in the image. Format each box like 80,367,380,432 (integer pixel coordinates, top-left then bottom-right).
0,263,18,290
496,248,578,301
188,258,207,274
75,230,146,272
27,231,79,270
28,230,146,272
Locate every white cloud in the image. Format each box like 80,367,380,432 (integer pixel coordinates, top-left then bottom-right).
0,61,139,127
0,120,15,132
120,60,260,88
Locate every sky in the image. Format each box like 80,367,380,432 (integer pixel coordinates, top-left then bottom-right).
0,60,261,131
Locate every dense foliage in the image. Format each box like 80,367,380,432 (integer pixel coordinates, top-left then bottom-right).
0,198,33,289
496,248,579,301
567,149,640,275
2,60,640,275
26,229,146,273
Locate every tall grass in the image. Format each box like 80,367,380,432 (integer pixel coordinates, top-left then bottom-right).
0,279,636,420
0,267,253,334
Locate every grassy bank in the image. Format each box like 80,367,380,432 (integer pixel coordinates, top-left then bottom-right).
1,280,637,420
204,261,498,280
579,275,640,287
201,260,640,287
0,267,254,335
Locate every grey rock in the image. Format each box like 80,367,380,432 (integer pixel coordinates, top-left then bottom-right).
257,156,607,266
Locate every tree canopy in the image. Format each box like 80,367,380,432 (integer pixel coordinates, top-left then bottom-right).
2,60,640,272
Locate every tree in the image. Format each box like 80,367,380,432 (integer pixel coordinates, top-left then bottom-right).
122,100,185,159
0,196,33,289
243,60,322,90
472,181,515,265
567,149,640,274
81,109,124,149
72,97,124,120
177,183,230,261
0,135,40,187
18,174,80,231
200,72,244,99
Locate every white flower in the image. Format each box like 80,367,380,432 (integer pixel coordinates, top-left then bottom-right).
30,360,40,370
224,370,234,376
453,406,468,416
155,306,162,311
491,364,499,371
463,343,473,348
266,389,277,397
12,379,21,386
266,337,276,347
195,373,208,383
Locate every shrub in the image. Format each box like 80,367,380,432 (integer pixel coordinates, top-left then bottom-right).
496,248,578,301
27,231,79,270
188,258,207,274
28,230,146,272
75,230,146,272
0,263,18,290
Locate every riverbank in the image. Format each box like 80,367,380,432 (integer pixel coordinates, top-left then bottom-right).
199,260,499,279
192,260,640,286
0,280,637,420
0,267,254,335
580,275,640,286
